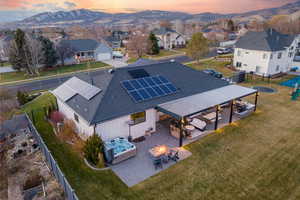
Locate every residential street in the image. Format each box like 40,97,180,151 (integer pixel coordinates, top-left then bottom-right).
0,50,218,94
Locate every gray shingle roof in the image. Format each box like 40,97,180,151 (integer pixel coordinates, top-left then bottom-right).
153,27,177,35
54,62,229,125
60,39,100,52
235,29,295,51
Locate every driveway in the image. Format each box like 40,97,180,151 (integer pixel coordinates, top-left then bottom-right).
103,58,128,68
0,66,15,73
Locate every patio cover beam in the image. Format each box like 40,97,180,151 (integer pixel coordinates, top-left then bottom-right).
157,85,257,120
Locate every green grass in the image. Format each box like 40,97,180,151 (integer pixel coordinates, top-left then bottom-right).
0,62,10,67
187,59,235,77
21,78,300,199
128,50,183,63
0,62,108,84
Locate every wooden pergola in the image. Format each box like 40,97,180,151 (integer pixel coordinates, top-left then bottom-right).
156,85,258,147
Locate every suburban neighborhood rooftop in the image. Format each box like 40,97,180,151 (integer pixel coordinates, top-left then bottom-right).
53,61,231,124
235,28,295,51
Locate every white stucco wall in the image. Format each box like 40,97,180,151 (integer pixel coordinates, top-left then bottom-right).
57,98,94,137
233,48,271,75
234,45,296,76
95,109,157,141
156,32,186,49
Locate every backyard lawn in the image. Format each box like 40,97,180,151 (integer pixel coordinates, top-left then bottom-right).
127,50,184,63
21,78,300,200
0,62,108,84
187,59,234,77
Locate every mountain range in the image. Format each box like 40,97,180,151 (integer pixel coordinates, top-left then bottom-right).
3,1,300,28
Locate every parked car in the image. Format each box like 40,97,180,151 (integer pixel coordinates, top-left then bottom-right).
217,47,232,55
202,69,223,78
113,51,124,59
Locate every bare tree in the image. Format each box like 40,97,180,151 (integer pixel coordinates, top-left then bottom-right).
25,34,44,75
126,34,149,58
56,41,75,66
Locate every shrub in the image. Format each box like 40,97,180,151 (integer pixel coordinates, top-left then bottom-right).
50,111,64,124
17,90,29,105
58,120,76,141
83,134,103,166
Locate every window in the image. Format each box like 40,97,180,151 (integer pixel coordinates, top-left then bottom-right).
236,62,242,68
289,52,293,58
270,53,273,59
81,52,85,57
255,66,262,73
277,52,282,59
263,53,267,59
237,50,241,56
87,52,93,56
74,113,79,123
130,111,146,125
245,51,249,54
276,65,280,71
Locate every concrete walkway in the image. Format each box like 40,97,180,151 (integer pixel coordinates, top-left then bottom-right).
103,58,128,68
111,123,192,187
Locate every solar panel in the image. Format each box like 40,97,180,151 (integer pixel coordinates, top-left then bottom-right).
128,69,150,79
121,75,177,103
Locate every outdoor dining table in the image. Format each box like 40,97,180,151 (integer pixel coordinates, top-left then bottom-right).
149,145,170,158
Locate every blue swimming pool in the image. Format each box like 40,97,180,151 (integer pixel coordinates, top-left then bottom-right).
104,137,136,156
280,76,300,88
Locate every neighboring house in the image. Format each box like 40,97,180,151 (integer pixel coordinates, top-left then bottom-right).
202,28,228,41
104,36,122,49
52,61,257,147
153,27,186,49
60,39,113,64
104,31,130,49
233,29,300,76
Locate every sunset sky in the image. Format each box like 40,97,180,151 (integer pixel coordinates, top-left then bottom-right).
0,0,298,22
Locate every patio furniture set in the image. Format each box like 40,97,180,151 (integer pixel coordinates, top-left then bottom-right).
149,145,180,170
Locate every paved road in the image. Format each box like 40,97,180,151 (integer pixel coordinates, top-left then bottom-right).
1,50,217,94
1,70,107,95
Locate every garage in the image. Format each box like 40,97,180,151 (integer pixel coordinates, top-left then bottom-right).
96,53,112,61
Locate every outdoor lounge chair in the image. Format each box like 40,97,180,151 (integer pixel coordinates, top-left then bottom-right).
153,158,163,169
168,151,179,162
189,118,207,131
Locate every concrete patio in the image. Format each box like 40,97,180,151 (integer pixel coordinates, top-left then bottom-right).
110,105,254,187
110,122,192,187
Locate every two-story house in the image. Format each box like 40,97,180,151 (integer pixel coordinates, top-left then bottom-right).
153,27,186,50
233,29,299,76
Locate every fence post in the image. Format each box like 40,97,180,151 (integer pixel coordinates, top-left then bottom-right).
31,110,36,125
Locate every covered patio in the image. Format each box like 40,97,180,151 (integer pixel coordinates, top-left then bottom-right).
157,85,258,147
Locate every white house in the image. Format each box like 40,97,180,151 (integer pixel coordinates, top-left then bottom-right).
52,60,258,147
153,27,186,50
59,39,113,64
233,29,300,76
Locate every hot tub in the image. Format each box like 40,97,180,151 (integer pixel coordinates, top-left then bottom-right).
104,137,137,164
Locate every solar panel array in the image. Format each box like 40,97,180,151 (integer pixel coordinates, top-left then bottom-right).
121,75,177,103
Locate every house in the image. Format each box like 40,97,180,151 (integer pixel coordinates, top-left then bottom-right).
52,61,258,147
233,29,300,76
153,27,186,49
202,28,228,41
104,31,130,49
59,39,113,64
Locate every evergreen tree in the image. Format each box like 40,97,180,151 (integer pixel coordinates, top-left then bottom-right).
83,134,103,165
9,29,34,74
148,32,160,55
227,19,235,32
38,36,58,67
